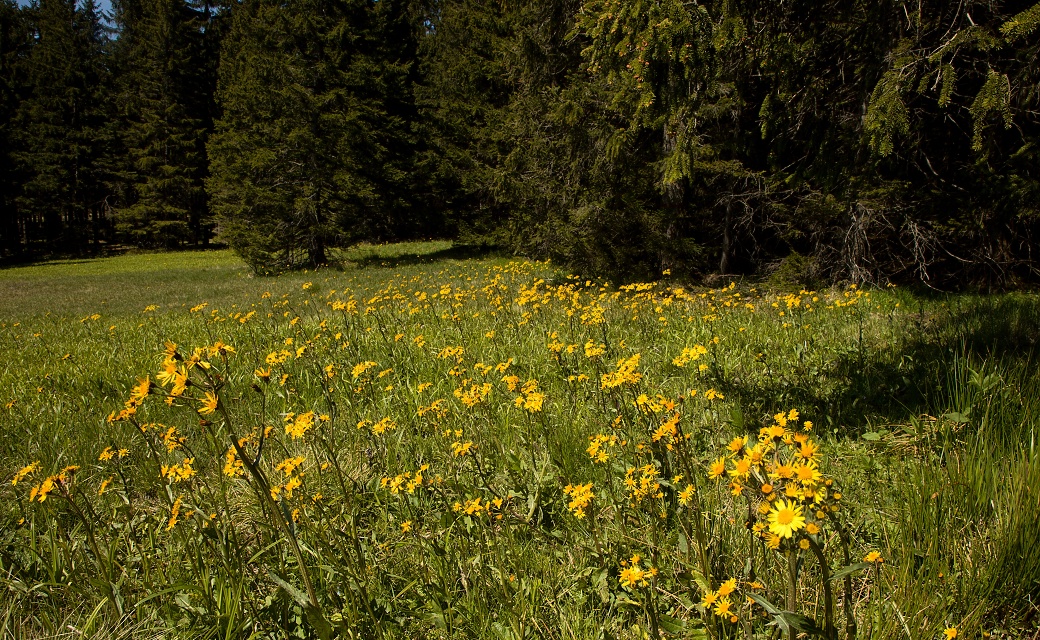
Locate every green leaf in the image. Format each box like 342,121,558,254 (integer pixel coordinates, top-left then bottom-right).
269,571,334,640
657,614,686,634
269,571,309,608
728,407,745,429
943,412,969,424
747,592,825,637
829,562,871,582
690,570,710,594
423,599,448,631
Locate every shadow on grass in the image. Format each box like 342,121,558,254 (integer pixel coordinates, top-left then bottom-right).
346,243,503,269
719,294,1040,434
0,256,96,270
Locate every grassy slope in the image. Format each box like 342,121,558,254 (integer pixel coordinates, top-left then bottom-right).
1,245,1038,639
0,242,458,319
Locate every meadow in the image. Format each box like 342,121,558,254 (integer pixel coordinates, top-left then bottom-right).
1,244,1039,639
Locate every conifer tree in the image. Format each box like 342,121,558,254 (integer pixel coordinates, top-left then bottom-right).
209,0,385,272
113,0,210,248
0,0,31,257
365,0,437,239
12,0,112,255
415,0,514,240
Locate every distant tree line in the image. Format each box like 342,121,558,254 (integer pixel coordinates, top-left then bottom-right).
1,0,1039,285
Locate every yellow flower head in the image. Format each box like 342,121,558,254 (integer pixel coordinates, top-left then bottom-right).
275,455,306,477
794,462,823,486
708,456,727,480
717,578,737,597
198,392,219,416
351,361,378,379
224,447,244,477
167,497,182,531
678,484,695,506
729,457,752,479
798,439,821,462
700,590,719,609
452,441,475,457
12,461,40,485
130,377,151,404
713,597,734,617
727,436,748,454
767,499,806,539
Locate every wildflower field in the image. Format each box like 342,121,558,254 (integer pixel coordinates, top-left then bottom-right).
2,244,1039,639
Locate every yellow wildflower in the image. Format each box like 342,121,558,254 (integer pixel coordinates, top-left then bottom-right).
12,461,40,485
708,456,727,479
452,441,475,457
767,499,806,538
562,482,594,518
198,392,218,415
167,497,182,530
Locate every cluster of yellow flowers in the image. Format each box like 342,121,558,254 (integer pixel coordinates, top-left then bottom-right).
623,464,664,504
380,465,431,495
24,465,78,503
713,410,841,551
417,398,449,419
562,482,594,518
286,411,316,439
511,379,545,413
601,354,642,389
451,440,475,457
453,496,505,518
98,446,129,462
270,456,307,500
671,344,708,368
351,360,379,379
618,554,657,588
699,577,755,624
586,433,619,463
453,382,492,408
650,412,681,448
160,458,195,483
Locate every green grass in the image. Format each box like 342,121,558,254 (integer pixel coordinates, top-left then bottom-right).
1,244,1039,639
0,243,469,319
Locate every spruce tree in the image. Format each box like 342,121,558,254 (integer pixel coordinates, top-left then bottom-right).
208,0,383,272
113,0,210,248
415,0,514,241
12,0,112,255
0,0,31,257
366,0,436,239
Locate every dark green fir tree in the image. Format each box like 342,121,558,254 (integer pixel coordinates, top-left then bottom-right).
0,0,32,257
11,0,112,255
112,0,210,248
208,0,385,272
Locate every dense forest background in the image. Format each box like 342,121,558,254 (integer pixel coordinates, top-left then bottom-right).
1,0,1038,286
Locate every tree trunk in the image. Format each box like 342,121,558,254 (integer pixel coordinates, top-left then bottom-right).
720,199,732,274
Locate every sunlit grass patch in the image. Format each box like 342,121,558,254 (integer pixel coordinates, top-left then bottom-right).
1,246,1038,639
